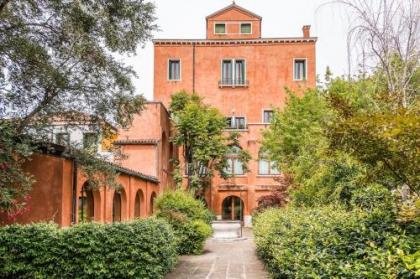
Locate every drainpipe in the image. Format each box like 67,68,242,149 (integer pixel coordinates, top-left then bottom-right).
71,160,78,224
192,42,196,93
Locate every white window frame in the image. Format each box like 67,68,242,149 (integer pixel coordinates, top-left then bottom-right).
220,58,247,86
293,58,308,81
262,109,274,124
240,22,252,34
214,22,227,34
225,116,247,130
167,58,181,81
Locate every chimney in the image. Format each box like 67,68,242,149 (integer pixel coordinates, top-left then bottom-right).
302,25,311,38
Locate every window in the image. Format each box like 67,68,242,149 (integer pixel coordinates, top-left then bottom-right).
83,133,98,150
225,145,245,175
226,116,246,130
214,23,226,34
221,59,246,86
294,59,307,80
258,151,280,175
263,110,274,123
168,59,180,80
240,23,252,34
56,132,69,146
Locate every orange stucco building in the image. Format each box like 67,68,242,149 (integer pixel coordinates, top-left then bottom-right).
119,3,317,226
0,146,160,227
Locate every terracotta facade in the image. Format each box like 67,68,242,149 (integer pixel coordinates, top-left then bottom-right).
121,3,317,226
0,152,159,227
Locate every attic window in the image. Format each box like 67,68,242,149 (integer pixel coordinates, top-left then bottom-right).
240,23,251,34
215,23,226,34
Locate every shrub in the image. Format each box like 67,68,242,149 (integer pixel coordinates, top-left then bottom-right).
351,183,395,212
0,218,177,279
155,189,213,254
155,189,213,223
254,207,417,279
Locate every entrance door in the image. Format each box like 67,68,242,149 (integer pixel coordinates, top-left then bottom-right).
222,196,244,221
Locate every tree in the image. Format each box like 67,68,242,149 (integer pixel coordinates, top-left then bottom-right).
0,0,157,214
262,89,368,207
169,91,250,194
338,0,419,108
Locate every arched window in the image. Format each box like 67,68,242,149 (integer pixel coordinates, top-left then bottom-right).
150,192,157,214
258,150,280,175
225,145,244,175
134,190,144,218
113,192,122,222
222,196,244,221
79,183,94,222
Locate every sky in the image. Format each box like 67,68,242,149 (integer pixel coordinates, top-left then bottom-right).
122,0,352,100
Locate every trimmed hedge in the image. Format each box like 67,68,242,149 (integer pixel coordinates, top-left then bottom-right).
155,190,213,255
0,218,177,279
254,206,417,279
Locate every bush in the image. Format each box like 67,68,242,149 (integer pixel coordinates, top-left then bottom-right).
155,189,213,254
0,218,177,279
351,183,395,213
254,206,417,279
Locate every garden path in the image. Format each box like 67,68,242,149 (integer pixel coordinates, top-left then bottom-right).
165,228,269,279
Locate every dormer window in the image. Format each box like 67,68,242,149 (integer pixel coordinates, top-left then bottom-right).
240,23,252,34
214,23,226,34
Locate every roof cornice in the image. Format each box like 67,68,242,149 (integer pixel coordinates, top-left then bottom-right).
153,37,317,46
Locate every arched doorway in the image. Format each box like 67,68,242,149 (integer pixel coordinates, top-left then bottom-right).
79,183,95,222
113,192,122,222
150,192,157,214
222,196,244,221
134,190,144,218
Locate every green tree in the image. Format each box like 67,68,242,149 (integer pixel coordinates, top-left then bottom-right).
262,89,366,206
0,0,157,214
169,91,250,194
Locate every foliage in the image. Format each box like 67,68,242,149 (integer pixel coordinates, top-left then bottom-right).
0,122,34,214
350,183,396,213
0,218,177,279
0,0,157,212
155,189,213,254
262,89,367,207
327,76,420,194
256,184,289,212
169,91,250,191
254,206,418,279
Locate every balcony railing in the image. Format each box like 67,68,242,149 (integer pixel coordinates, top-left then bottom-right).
218,79,249,88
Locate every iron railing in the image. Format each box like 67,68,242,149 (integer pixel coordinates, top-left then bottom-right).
218,79,249,88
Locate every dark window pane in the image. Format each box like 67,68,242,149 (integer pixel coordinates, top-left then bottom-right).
83,133,98,150
168,60,180,80
222,60,233,84
263,110,273,123
294,60,306,80
241,23,251,34
215,23,226,34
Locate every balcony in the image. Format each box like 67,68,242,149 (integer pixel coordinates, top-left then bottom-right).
218,79,249,88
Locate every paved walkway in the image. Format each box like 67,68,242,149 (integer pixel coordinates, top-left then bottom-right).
165,229,269,279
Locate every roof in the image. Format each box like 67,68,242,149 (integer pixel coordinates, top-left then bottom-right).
206,3,262,20
153,37,317,45
107,162,159,183
113,139,160,145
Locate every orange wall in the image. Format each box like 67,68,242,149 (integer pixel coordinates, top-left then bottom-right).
0,153,159,227
154,42,316,121
207,8,261,40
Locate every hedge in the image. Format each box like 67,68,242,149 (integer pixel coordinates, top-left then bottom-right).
0,218,177,279
253,206,417,279
155,190,213,255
